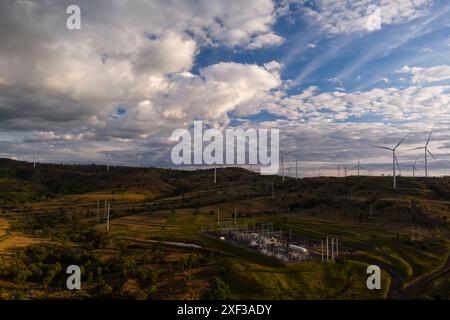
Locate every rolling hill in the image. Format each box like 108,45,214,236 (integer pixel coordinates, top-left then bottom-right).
0,158,449,300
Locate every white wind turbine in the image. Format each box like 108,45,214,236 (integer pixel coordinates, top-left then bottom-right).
410,131,437,177
33,148,37,168
280,149,301,181
353,157,365,176
370,134,408,189
411,158,418,177
107,152,112,172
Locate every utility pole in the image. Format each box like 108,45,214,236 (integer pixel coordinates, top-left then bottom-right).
106,202,110,232
33,149,37,168
321,240,324,262
326,237,329,261
344,166,347,177
331,238,334,260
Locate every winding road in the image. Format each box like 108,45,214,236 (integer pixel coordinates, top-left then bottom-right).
397,254,450,299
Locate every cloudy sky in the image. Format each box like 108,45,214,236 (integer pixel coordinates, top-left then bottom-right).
1,0,450,176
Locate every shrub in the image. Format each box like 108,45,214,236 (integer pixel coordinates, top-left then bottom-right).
202,277,232,300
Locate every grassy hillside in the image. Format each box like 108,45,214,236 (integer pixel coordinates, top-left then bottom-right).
0,158,449,300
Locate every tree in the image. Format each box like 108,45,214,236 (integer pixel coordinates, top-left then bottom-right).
202,277,232,300
43,263,62,289
99,284,113,296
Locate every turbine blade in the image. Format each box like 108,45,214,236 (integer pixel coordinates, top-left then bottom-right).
425,131,433,147
427,149,438,161
285,149,301,155
369,145,393,151
408,147,425,151
394,134,409,150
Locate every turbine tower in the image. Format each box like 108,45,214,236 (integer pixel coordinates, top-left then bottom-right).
33,148,37,168
411,131,437,177
107,152,112,172
370,134,408,189
412,158,418,177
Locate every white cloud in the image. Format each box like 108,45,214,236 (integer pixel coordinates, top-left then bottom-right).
133,32,197,76
103,62,283,137
419,47,433,53
0,0,284,137
247,32,285,49
23,131,83,143
267,85,450,125
300,0,432,34
398,65,450,84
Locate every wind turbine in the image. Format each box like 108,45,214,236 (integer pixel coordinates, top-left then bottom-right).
370,134,408,189
107,152,112,172
33,148,37,168
411,158,418,177
280,149,301,181
353,158,365,176
410,131,437,177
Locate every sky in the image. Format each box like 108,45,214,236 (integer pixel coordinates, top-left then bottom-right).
1,0,450,176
